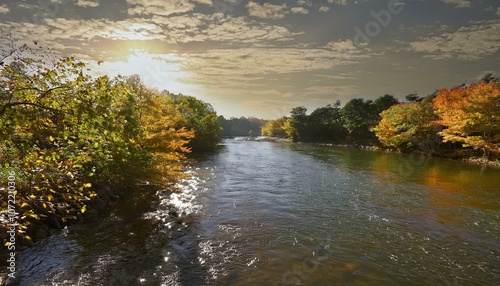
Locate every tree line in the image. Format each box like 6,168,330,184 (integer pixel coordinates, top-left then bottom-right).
0,44,220,245
262,76,499,160
217,116,267,137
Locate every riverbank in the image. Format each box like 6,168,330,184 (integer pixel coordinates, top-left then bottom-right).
0,183,166,284
318,142,500,168
0,182,170,285
262,138,500,168
0,169,202,286
0,185,117,251
224,137,500,167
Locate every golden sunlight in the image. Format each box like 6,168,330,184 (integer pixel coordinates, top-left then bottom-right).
111,23,158,41
93,50,195,95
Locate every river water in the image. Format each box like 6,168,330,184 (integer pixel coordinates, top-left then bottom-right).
6,140,500,285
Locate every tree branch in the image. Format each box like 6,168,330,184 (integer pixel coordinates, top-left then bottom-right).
0,101,61,116
12,85,70,98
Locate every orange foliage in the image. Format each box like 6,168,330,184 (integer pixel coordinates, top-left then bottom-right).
432,81,500,156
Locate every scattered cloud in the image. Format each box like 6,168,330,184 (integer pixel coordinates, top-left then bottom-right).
126,0,195,16
318,6,330,12
0,0,497,118
326,40,357,52
328,0,348,5
290,7,309,15
246,1,287,19
184,41,368,84
75,0,100,8
409,21,500,60
297,0,312,6
2,13,301,57
0,4,9,14
441,0,472,8
193,0,213,5
204,16,300,43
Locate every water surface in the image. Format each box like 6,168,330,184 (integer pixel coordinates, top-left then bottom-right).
7,140,500,285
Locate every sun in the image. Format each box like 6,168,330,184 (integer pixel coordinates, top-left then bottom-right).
94,49,196,95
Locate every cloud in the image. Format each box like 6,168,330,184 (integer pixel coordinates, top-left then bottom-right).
441,0,471,8
75,0,100,7
409,21,500,60
318,6,330,12
205,16,300,43
0,4,9,14
193,0,213,5
328,0,348,5
2,18,166,52
126,0,195,16
183,41,368,85
297,0,312,6
150,14,300,44
2,12,301,59
290,7,308,15
497,8,500,17
326,40,357,52
246,2,287,19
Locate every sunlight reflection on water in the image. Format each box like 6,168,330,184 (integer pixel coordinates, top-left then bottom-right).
6,141,499,285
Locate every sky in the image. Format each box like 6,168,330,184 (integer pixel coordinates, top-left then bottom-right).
0,0,499,119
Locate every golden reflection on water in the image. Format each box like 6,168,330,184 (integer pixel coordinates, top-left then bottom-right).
225,256,360,286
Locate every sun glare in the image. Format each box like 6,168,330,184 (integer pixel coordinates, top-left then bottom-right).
95,50,195,95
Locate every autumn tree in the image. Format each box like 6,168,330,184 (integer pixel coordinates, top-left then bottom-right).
170,94,221,152
372,101,439,151
125,75,194,182
261,117,289,137
0,54,201,244
432,81,500,157
218,116,267,137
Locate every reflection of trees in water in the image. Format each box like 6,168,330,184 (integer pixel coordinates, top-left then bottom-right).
423,163,500,215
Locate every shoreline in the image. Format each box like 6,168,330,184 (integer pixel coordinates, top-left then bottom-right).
316,142,500,168
0,183,167,285
225,137,500,168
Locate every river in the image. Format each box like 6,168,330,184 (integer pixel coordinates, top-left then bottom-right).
6,140,500,285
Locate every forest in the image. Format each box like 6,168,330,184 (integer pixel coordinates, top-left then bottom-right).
217,116,267,137
262,77,500,162
0,44,220,247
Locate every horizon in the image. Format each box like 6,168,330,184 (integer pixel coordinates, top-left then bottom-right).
0,0,498,119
